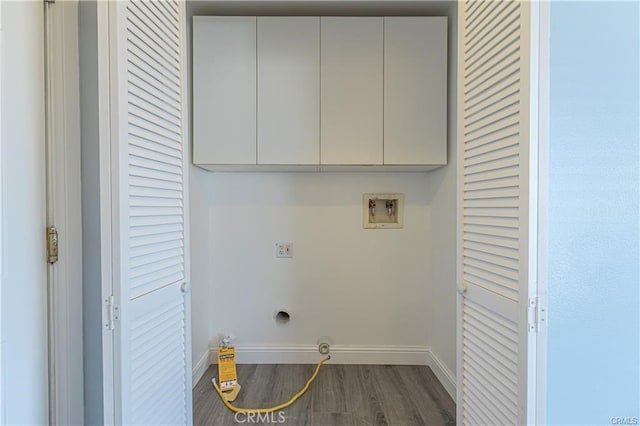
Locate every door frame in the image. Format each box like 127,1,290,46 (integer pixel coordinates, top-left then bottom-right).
534,1,550,422
44,2,118,423
0,0,4,421
43,1,84,424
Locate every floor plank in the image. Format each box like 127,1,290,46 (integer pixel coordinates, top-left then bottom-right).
193,364,456,426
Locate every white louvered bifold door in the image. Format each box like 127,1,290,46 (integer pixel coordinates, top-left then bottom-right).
458,1,539,425
108,1,192,424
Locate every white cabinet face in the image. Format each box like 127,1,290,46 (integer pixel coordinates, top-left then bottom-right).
257,17,320,165
384,17,447,165
192,15,448,171
320,17,384,165
193,16,256,165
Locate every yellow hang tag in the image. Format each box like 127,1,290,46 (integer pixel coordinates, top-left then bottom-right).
218,347,238,392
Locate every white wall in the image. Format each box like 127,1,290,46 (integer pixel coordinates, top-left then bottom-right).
187,3,216,373
189,165,216,369
0,1,49,424
187,1,458,377
423,0,457,378
546,2,639,424
191,172,432,352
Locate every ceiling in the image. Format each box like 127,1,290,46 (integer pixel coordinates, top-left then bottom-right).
186,1,455,17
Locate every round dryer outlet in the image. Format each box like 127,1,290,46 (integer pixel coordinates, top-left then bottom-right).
318,342,331,355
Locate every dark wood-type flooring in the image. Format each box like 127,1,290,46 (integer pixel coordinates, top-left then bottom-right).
193,364,455,425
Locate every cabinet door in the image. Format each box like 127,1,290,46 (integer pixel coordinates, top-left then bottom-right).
384,17,447,165
193,17,256,165
257,17,320,165
321,17,383,165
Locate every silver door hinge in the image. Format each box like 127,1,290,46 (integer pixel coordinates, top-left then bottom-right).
105,295,120,330
47,226,59,264
528,297,547,333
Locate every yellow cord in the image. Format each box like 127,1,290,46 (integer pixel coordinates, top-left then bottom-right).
211,355,331,414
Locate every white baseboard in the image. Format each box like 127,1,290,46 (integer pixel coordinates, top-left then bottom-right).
201,344,457,399
425,348,456,400
192,350,210,388
209,344,430,365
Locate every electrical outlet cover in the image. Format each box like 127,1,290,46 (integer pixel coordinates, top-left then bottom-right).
275,242,293,258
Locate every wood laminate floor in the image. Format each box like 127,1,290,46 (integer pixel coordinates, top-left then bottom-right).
193,364,456,426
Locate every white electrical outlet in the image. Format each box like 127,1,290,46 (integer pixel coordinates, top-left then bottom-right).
275,242,293,258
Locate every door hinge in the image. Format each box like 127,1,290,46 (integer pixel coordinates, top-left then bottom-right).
44,0,55,4
47,226,59,264
105,295,120,330
528,297,547,333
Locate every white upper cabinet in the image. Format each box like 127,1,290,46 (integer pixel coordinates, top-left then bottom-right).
192,16,447,171
320,17,384,165
193,17,256,165
257,17,320,165
384,17,447,165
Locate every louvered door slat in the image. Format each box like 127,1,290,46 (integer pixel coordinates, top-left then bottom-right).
466,2,519,61
130,174,182,190
130,232,183,250
127,7,179,55
157,0,178,18
110,0,192,424
465,89,519,125
127,57,180,99
464,348,518,396
131,248,184,273
465,82,519,118
464,377,514,424
465,73,520,116
466,28,520,81
463,337,518,383
465,2,519,59
129,93,181,128
128,113,181,144
131,236,182,253
465,401,492,426
465,58,520,100
129,74,181,115
464,101,520,134
127,23,180,73
128,286,187,425
127,37,180,84
141,1,180,37
131,351,184,393
459,1,536,424
464,173,519,191
126,17,179,65
464,0,484,20
464,167,519,186
130,2,180,50
464,127,519,154
129,141,181,166
464,244,519,266
465,1,498,35
465,138,518,166
129,129,181,154
129,146,182,168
